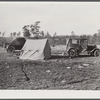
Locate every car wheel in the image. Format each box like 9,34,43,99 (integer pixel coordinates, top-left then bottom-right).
77,53,79,56
68,49,76,58
94,50,100,57
76,50,80,56
7,46,15,53
90,52,93,56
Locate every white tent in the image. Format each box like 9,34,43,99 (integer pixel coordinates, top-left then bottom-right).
20,39,51,60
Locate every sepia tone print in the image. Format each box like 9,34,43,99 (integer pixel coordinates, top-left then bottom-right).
0,2,100,90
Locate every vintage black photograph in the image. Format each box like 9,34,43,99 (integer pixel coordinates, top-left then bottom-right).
0,1,100,91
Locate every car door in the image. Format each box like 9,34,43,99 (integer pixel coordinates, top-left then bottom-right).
80,39,88,52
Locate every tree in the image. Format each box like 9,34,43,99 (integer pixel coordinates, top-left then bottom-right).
10,33,13,37
45,31,51,38
30,21,41,37
53,32,57,37
71,31,75,36
17,31,21,37
97,29,100,34
87,35,92,44
92,33,98,44
41,31,44,37
53,32,57,46
97,29,100,43
22,21,44,38
2,32,5,37
22,25,31,38
80,34,87,39
12,32,16,37
0,32,1,37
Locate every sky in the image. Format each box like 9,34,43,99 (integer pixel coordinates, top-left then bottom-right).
0,2,100,36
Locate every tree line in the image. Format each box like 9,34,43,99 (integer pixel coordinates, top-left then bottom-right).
1,21,100,45
21,21,100,45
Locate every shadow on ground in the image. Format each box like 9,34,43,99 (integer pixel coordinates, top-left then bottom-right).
50,54,93,59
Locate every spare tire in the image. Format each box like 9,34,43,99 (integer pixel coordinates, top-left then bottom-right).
7,46,15,53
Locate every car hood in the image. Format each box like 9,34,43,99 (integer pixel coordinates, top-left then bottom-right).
88,44,97,48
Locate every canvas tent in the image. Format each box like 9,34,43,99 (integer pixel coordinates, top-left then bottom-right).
20,39,51,60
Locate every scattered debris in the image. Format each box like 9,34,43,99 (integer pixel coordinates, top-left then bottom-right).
82,58,84,60
6,66,9,68
78,65,84,68
46,70,51,73
62,52,65,56
85,77,88,80
42,60,46,63
93,61,97,64
83,64,89,67
61,80,66,84
17,57,19,59
71,85,74,88
59,60,62,63
9,75,12,77
29,72,32,74
67,67,71,69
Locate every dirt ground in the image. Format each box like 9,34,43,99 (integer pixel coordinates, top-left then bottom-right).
0,46,100,90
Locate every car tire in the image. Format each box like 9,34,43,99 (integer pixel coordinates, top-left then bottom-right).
68,49,76,58
90,52,93,56
76,50,80,56
93,49,100,57
7,46,15,53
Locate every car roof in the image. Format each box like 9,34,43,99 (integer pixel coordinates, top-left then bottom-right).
67,37,87,40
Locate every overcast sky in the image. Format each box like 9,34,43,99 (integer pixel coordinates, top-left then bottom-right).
0,2,100,36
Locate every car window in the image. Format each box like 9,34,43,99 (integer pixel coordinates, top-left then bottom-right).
72,39,78,44
80,39,88,49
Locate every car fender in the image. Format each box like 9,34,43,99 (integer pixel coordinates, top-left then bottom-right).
67,48,77,53
90,48,100,53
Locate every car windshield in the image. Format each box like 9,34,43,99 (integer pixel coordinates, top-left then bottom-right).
72,39,78,44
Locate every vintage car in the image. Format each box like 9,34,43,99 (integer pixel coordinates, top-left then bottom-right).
66,37,100,58
6,37,26,53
